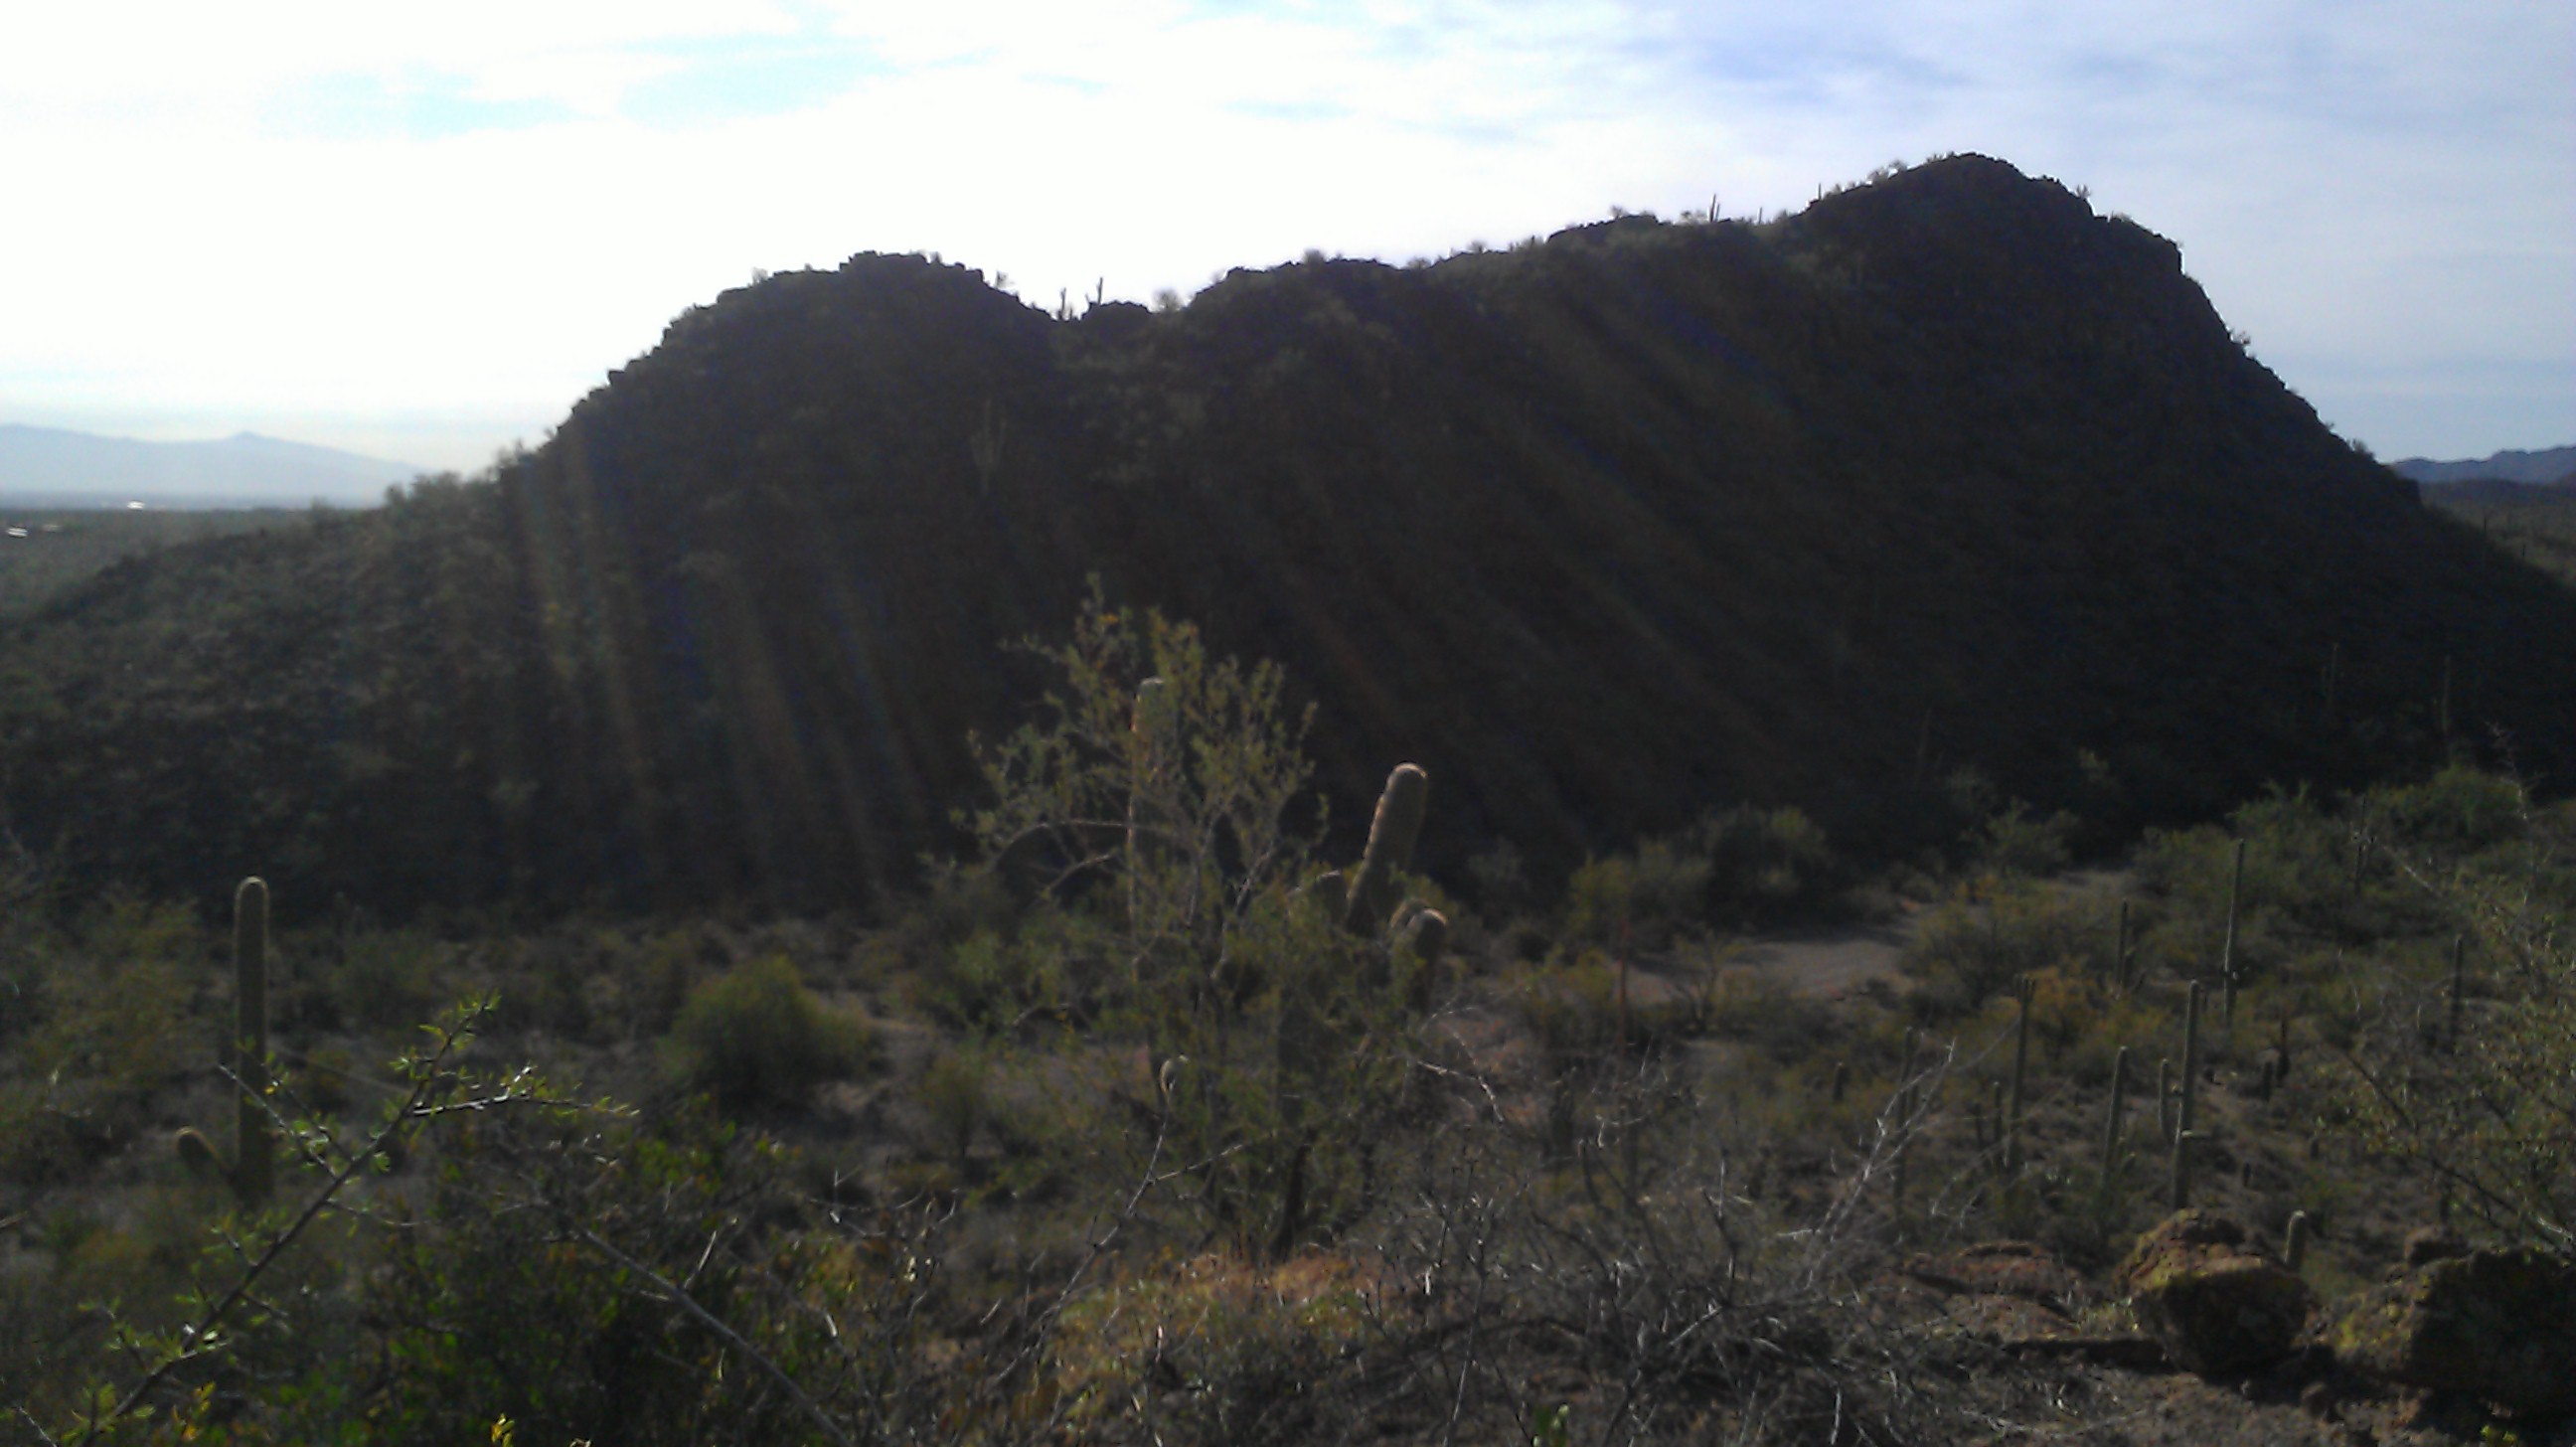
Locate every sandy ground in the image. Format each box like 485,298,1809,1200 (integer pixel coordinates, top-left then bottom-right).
1728,867,2139,1000
1728,917,1923,997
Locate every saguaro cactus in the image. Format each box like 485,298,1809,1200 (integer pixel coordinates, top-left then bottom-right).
234,878,273,1205
2157,1056,2175,1142
2101,1045,2130,1184
2286,1210,2312,1273
2178,981,2203,1143
177,878,274,1206
1342,764,1428,935
2219,839,2245,1029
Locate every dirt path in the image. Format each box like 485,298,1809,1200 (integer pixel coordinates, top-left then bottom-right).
1727,917,1923,998
1725,867,2138,999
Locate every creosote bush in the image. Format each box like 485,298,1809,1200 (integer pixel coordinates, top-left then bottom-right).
663,954,874,1111
1562,842,1711,951
1691,802,1846,925
1900,876,2098,1017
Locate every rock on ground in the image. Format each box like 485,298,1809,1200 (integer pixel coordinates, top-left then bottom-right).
2116,1209,2316,1375
2334,1245,2576,1423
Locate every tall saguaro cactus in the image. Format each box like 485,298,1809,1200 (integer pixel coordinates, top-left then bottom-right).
177,878,275,1206
2170,982,2203,1208
2219,839,2245,1028
2178,981,2203,1142
2101,1045,2130,1185
233,878,274,1205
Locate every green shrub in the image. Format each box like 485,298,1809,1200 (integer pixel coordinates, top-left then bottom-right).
0,898,197,1184
917,1045,994,1164
1970,801,2076,879
1562,842,1711,951
914,907,1114,1032
1690,804,1843,925
1701,965,1838,1063
321,928,445,1033
1465,838,1532,919
1901,877,2099,1018
2374,763,2529,856
1050,1253,1375,1442
664,955,873,1111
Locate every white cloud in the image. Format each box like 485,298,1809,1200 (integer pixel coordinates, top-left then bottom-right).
0,0,2565,469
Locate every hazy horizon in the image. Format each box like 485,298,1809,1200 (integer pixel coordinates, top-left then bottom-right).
4,2,2568,475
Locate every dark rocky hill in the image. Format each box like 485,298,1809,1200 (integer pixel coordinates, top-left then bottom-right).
6,155,2570,917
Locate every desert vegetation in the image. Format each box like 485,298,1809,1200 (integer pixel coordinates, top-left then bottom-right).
6,156,2573,1443
4,591,2571,1444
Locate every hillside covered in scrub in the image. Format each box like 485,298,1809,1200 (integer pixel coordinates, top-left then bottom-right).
4,154,2572,918
11,151,2576,1447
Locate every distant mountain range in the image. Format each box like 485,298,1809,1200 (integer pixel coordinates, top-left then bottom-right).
0,424,423,507
2389,444,2576,490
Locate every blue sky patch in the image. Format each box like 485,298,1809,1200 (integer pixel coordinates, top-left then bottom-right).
621,36,887,126
263,74,573,141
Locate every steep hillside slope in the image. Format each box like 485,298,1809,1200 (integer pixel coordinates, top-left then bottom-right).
4,156,2568,915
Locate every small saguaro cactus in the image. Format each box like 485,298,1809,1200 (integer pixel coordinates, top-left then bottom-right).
2219,839,2245,1029
2157,1056,2175,1142
2178,981,2203,1142
2286,1210,2312,1273
2170,1127,2196,1209
176,878,275,1206
1342,764,1429,936
2100,1045,2130,1184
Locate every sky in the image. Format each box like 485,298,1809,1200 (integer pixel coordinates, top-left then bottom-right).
0,1,2567,476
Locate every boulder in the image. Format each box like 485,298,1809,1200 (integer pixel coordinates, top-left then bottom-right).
2116,1209,2316,1374
2334,1246,2576,1422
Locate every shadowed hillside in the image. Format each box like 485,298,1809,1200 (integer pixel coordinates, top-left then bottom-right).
4,155,2571,917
